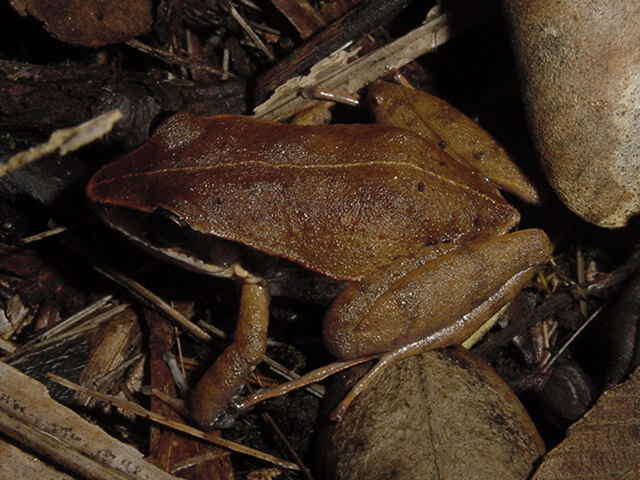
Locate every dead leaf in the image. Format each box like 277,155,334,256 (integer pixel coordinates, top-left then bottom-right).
533,367,640,478
10,0,152,47
504,1,640,227
315,347,545,479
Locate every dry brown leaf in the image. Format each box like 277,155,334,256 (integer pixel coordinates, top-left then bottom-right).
504,1,640,227
533,367,640,479
315,347,545,479
10,0,152,46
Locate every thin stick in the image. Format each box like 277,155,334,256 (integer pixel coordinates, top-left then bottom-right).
171,450,231,474
94,266,212,341
35,295,114,342
576,246,588,317
126,39,233,78
254,12,454,120
197,318,228,339
542,306,604,372
21,226,68,244
0,110,122,177
261,411,315,480
7,303,130,363
262,355,324,399
229,5,275,60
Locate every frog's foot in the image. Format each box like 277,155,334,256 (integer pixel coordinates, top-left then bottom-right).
236,355,378,412
329,337,434,421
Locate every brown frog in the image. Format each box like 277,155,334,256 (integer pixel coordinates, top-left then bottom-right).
87,81,552,429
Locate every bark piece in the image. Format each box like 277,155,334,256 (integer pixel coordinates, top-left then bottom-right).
270,0,326,39
0,59,247,149
74,307,142,408
146,308,234,480
255,0,412,102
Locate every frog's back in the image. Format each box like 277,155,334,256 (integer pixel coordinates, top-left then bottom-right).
88,114,518,280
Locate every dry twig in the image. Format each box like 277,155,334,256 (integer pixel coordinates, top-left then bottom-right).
254,12,454,120
0,110,122,177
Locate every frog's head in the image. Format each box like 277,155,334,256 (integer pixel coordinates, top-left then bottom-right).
88,166,242,279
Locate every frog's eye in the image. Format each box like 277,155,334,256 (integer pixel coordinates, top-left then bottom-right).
152,207,189,228
147,207,192,247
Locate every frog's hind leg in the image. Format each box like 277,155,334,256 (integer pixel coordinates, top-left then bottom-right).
236,337,447,422
236,355,378,412
324,231,553,420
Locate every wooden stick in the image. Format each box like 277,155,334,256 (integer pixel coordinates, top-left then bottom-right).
49,374,301,471
255,0,412,101
254,12,454,120
0,362,179,480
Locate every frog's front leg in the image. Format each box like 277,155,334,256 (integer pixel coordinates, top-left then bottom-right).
189,270,269,429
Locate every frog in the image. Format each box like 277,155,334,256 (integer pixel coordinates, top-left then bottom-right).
86,81,552,429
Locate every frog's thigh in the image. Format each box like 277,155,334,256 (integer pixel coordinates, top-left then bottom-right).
324,229,552,359
189,281,269,429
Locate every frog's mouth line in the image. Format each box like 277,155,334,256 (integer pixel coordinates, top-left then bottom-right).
94,205,347,305
97,206,239,279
